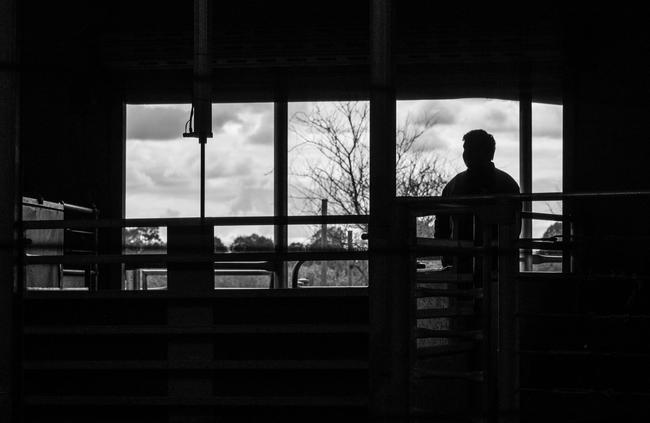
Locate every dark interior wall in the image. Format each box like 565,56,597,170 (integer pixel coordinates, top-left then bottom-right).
567,11,650,273
20,2,124,219
21,71,122,215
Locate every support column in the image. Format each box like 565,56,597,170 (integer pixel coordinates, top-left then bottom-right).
369,0,408,418
498,216,519,421
519,66,532,271
273,96,288,288
562,39,577,274
99,93,125,290
0,0,19,420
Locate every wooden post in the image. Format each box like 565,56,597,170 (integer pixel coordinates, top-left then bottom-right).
0,0,19,420
98,92,125,290
369,0,407,418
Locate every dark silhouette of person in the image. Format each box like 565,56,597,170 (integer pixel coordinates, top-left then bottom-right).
434,129,520,267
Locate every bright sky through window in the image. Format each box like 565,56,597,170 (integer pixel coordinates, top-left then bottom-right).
126,100,561,243
126,103,273,243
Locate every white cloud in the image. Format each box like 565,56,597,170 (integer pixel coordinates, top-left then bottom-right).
126,104,190,141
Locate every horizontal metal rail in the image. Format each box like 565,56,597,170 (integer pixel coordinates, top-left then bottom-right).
61,202,97,215
520,211,568,222
137,268,273,276
127,261,276,271
21,214,369,230
24,251,369,266
398,190,650,207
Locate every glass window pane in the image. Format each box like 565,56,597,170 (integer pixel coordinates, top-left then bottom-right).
532,102,563,233
126,104,199,218
288,101,370,216
205,103,274,217
126,103,274,219
396,98,521,196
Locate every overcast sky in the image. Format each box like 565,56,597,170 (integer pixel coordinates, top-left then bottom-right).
126,99,562,242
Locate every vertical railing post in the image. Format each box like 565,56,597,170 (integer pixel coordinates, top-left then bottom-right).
497,203,519,422
480,220,496,422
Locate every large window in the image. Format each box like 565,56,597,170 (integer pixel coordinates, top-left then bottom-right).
125,103,276,289
124,98,562,288
125,101,368,289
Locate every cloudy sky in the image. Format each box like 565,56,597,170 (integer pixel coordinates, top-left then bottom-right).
126,99,562,242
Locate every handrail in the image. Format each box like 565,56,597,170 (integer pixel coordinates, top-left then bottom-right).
21,214,369,230
132,268,275,290
398,190,650,206
520,212,568,222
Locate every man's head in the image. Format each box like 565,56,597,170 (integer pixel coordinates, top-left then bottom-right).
462,129,496,169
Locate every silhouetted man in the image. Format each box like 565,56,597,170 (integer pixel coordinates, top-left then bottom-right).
434,129,519,267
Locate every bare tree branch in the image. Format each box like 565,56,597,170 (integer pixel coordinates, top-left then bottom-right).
290,101,453,236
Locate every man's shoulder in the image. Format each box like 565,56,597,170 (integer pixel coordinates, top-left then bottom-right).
449,170,470,184
493,167,520,192
442,171,468,195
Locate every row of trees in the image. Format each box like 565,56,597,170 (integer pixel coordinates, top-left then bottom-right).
124,227,359,253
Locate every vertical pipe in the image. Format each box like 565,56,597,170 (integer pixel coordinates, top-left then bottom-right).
274,98,288,288
519,67,533,271
200,139,205,219
193,0,212,284
0,0,18,420
194,0,212,241
320,199,328,285
193,0,212,140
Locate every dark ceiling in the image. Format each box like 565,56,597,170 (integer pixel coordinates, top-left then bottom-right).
19,2,647,104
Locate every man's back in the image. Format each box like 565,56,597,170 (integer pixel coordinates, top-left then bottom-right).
433,130,520,252
434,163,520,241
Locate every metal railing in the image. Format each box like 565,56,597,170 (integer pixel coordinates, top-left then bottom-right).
397,190,650,421
19,214,370,291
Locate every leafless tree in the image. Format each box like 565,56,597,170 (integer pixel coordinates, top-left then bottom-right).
290,101,452,237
